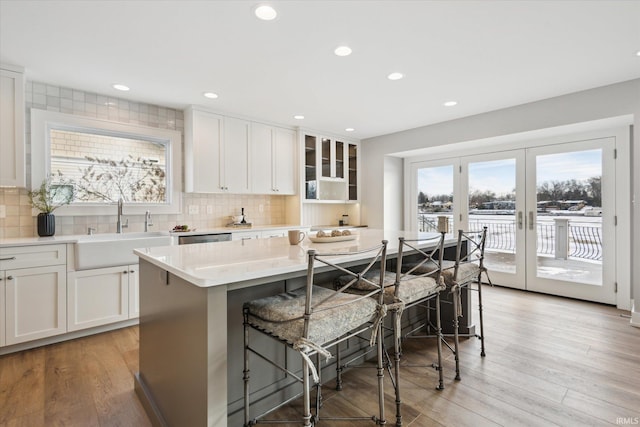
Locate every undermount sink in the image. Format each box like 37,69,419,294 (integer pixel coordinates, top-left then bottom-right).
74,231,172,270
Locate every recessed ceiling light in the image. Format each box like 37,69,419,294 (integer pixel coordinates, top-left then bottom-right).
387,72,404,81
203,92,219,99
255,5,277,20
112,84,130,91
294,115,305,120
334,46,352,57
443,101,458,107
345,128,355,132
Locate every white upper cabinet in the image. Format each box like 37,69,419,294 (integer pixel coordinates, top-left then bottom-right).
185,108,251,194
250,122,272,194
250,123,296,195
185,107,223,193
0,65,25,187
185,107,294,195
302,131,359,202
223,116,250,193
273,127,296,194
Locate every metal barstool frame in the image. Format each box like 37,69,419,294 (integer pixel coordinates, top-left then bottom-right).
449,226,491,381
243,241,390,426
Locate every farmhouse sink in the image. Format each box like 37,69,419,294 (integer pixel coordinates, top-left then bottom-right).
74,231,172,270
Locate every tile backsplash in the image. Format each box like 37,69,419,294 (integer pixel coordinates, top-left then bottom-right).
0,81,287,239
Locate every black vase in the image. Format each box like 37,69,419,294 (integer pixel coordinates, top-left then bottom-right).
37,213,56,237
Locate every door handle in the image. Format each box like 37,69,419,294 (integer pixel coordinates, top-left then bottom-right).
518,211,523,230
528,211,534,230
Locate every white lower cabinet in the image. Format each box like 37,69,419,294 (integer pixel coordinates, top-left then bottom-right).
67,265,137,331
232,231,262,241
4,265,67,345
0,277,4,346
261,230,287,238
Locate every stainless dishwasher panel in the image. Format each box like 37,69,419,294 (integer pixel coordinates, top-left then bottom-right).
178,233,232,245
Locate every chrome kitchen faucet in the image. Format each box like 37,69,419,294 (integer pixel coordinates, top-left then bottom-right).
145,210,153,232
117,198,128,233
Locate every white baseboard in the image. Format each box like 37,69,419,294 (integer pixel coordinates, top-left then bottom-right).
631,299,640,328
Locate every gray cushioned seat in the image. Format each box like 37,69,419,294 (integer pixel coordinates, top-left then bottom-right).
336,270,445,305
246,285,378,347
403,260,479,287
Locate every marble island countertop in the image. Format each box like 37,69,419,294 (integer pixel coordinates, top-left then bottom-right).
134,229,444,288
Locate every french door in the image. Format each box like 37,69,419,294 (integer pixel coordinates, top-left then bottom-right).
412,137,617,304
524,139,615,303
461,150,526,290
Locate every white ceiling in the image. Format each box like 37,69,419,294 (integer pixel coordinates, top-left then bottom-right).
1,0,639,139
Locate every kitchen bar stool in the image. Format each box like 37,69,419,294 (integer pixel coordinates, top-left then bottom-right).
242,241,389,426
403,227,490,381
450,227,490,374
334,233,447,426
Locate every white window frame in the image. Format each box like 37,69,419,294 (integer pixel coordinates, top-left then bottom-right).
31,109,182,215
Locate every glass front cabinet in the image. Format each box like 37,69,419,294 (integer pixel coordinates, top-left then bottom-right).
303,132,359,202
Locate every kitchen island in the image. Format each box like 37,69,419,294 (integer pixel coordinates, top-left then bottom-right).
133,229,467,427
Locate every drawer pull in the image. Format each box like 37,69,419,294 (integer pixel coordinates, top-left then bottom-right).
0,256,17,261
123,271,128,274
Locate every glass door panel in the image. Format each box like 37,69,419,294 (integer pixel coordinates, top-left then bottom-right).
526,139,615,304
335,141,344,179
321,138,331,177
413,162,456,233
348,143,358,200
463,151,526,289
304,135,317,200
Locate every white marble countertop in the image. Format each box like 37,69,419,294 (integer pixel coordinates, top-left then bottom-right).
134,229,446,288
0,234,88,247
168,224,308,236
0,224,307,247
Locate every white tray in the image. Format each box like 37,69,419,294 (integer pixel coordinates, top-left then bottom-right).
309,234,358,243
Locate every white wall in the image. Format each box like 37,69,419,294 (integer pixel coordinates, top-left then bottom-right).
361,78,640,322
383,156,403,231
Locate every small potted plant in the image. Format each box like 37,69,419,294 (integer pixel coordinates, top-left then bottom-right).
28,173,74,236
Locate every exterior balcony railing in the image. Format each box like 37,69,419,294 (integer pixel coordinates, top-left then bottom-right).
418,213,602,262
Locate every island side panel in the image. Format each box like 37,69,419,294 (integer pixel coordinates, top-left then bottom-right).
136,259,220,427
207,282,228,427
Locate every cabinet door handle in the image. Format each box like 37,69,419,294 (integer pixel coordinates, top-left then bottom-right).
0,256,16,261
123,270,128,274
130,270,135,273
7,275,14,280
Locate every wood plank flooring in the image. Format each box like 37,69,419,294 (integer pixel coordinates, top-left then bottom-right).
1,286,639,426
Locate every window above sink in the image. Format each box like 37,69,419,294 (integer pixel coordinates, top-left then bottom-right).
30,109,182,215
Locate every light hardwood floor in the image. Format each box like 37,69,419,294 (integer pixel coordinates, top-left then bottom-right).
1,286,639,426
